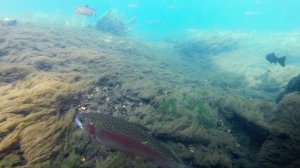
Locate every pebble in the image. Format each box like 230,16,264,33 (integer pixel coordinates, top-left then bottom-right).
79,106,87,111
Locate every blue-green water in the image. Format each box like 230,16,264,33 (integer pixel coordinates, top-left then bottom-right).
1,0,300,39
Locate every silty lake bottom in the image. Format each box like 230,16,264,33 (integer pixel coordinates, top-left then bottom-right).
0,21,300,167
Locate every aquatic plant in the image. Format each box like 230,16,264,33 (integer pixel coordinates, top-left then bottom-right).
182,93,200,110
0,73,85,167
181,93,217,128
157,98,178,116
0,154,20,168
33,58,53,71
0,66,32,84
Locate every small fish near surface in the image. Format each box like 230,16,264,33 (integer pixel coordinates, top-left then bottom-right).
266,53,286,67
76,112,186,168
75,5,97,16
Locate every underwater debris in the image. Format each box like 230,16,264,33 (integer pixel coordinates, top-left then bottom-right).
96,10,130,35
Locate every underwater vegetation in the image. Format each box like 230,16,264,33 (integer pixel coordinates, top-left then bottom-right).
0,70,85,167
0,66,32,84
156,93,217,128
0,154,20,168
0,23,299,167
157,98,178,116
257,92,300,168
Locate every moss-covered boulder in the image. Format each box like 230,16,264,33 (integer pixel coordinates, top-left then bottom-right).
257,92,300,168
277,74,300,102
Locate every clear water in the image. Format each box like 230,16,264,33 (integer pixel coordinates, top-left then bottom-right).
1,0,300,39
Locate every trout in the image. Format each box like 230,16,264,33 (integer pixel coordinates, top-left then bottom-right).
75,5,97,16
76,112,185,168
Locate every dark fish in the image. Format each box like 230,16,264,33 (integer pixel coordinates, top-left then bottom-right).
76,112,185,168
75,5,97,16
266,53,286,67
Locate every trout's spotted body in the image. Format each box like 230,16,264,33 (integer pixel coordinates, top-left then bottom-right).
76,112,184,168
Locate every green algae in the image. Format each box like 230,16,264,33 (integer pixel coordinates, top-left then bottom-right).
182,94,199,110
157,98,178,116
156,94,217,128
0,154,20,168
182,93,217,128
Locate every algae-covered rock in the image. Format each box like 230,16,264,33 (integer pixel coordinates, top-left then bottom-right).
257,92,300,168
216,93,270,149
277,73,300,102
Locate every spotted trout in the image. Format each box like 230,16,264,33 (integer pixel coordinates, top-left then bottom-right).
76,112,185,168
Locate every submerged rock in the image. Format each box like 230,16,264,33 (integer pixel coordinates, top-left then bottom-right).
277,73,300,102
96,10,127,35
257,92,300,168
216,95,271,150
